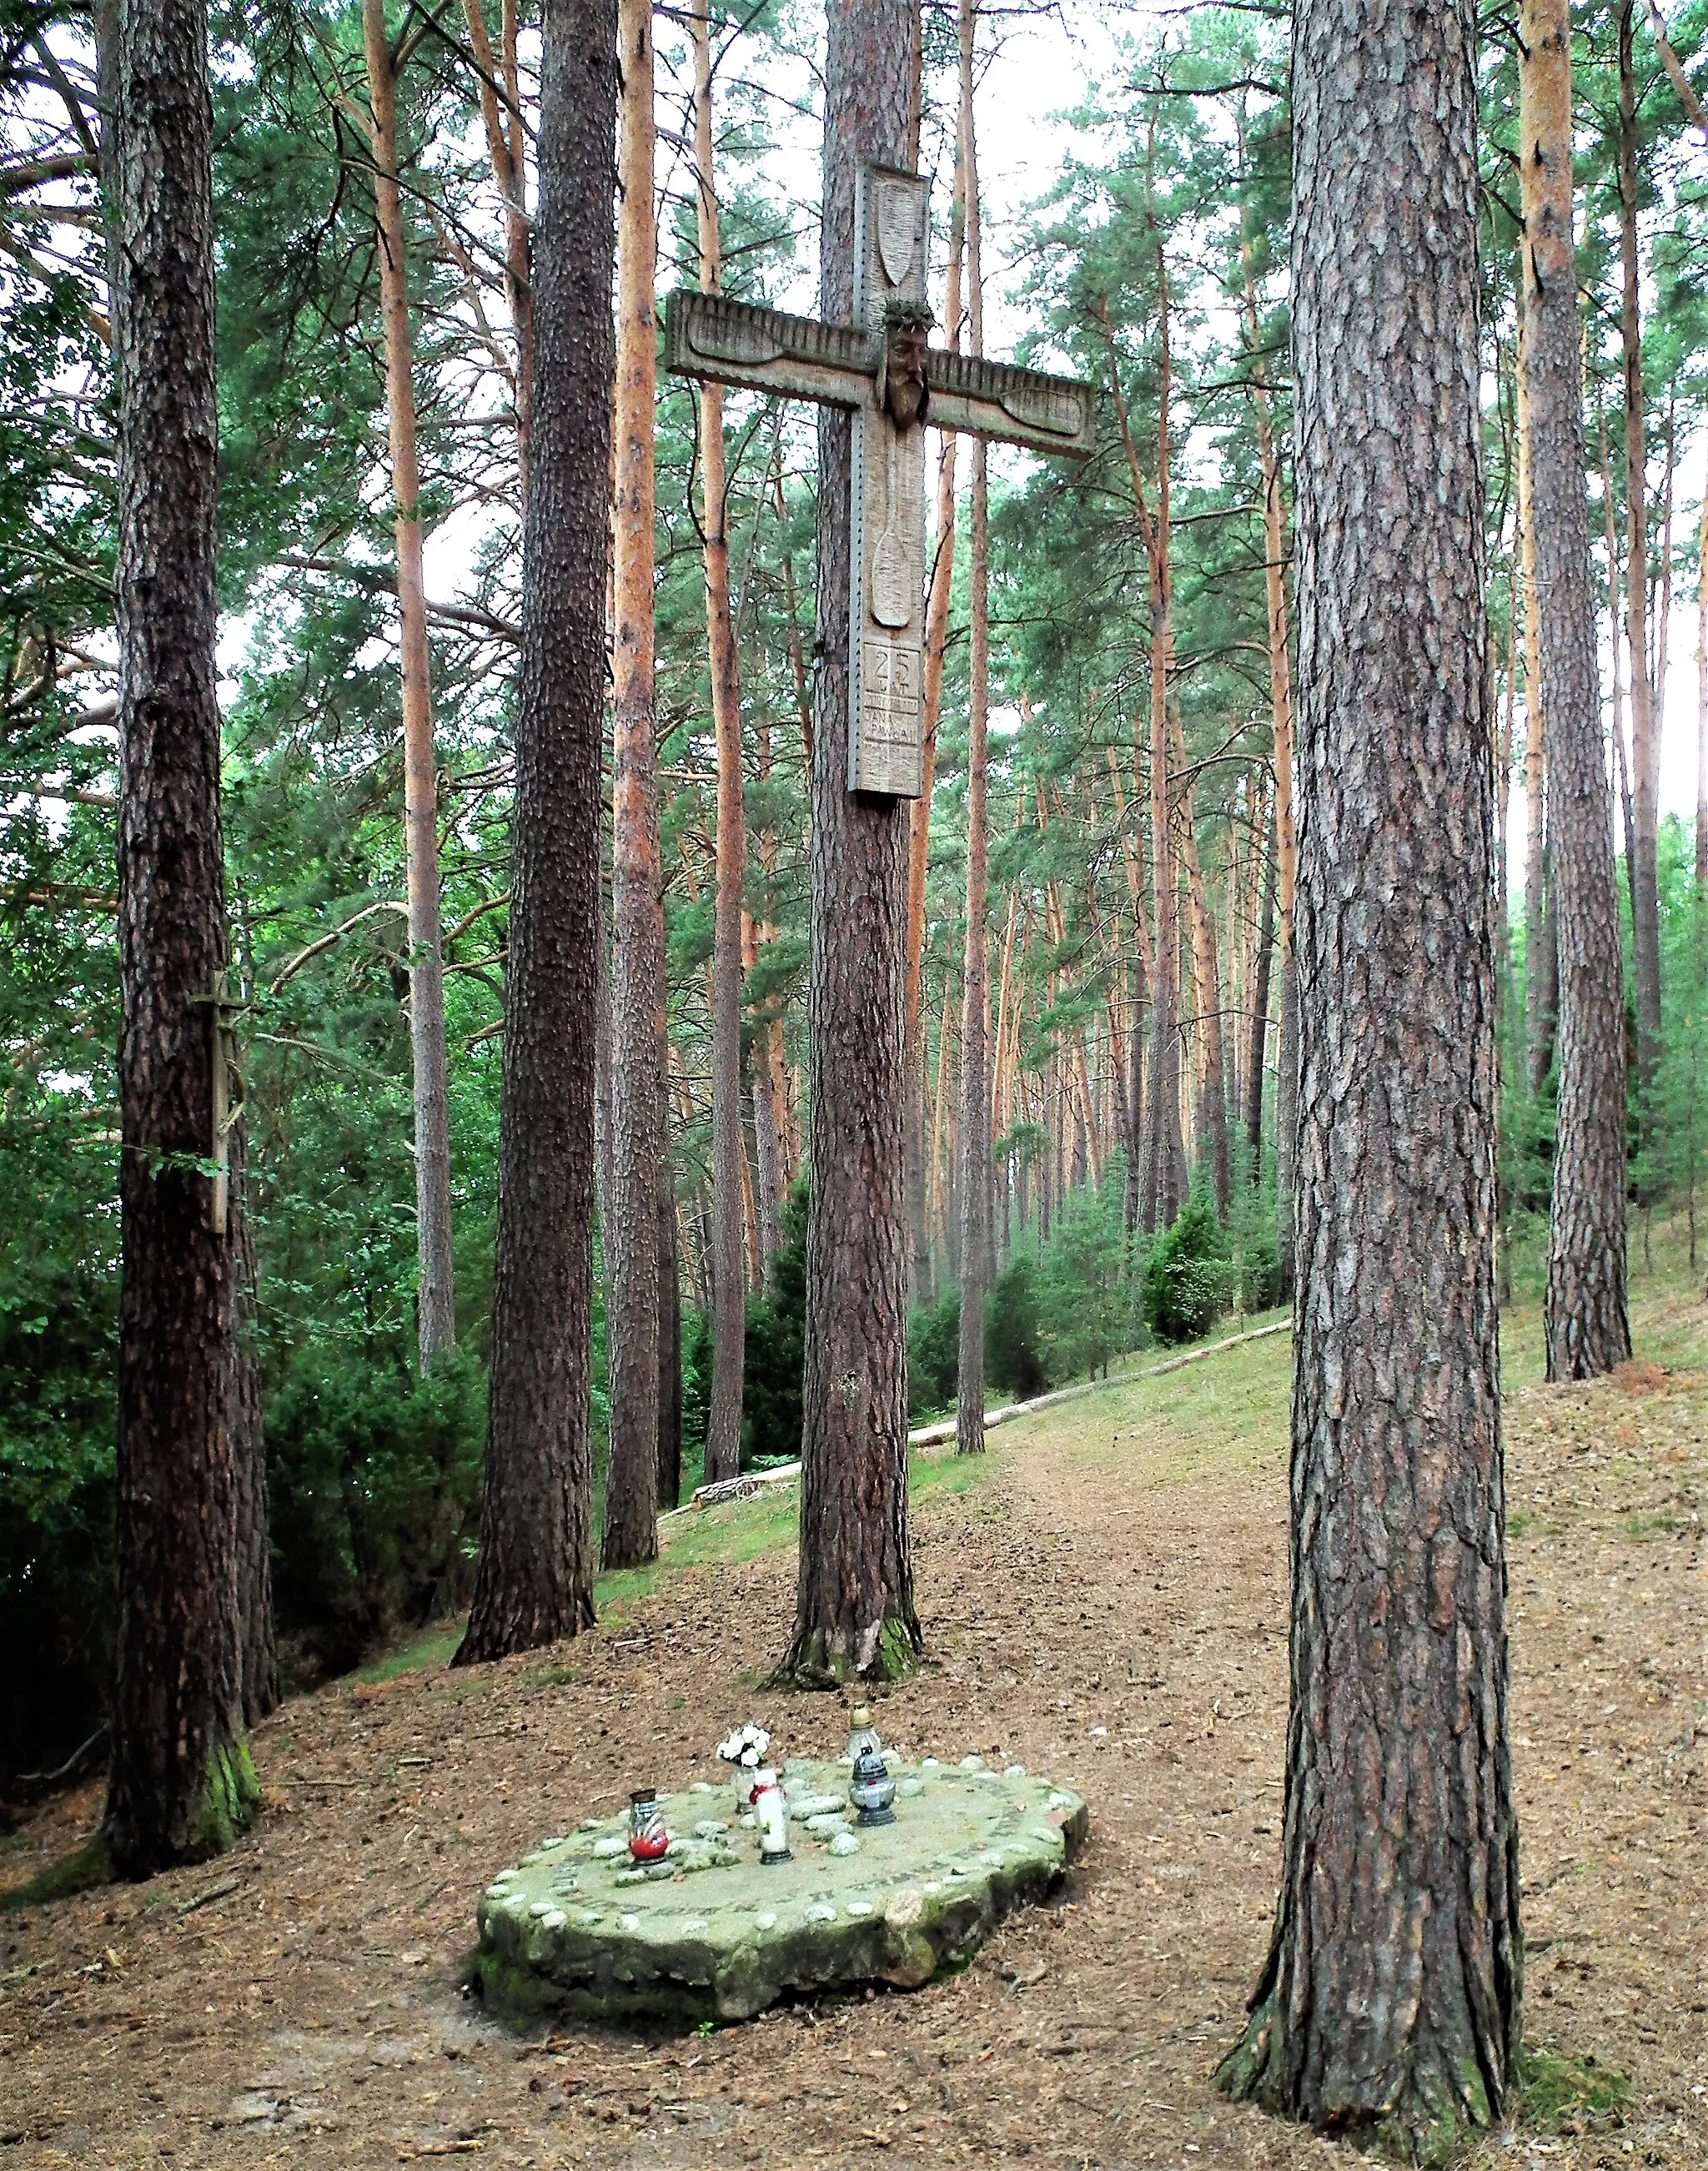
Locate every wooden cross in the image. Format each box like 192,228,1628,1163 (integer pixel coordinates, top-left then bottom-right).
665,162,1097,797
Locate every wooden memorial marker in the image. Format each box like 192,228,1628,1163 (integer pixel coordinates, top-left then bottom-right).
666,162,1096,796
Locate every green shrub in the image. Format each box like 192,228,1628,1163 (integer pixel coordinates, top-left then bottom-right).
1038,1173,1133,1378
681,1306,712,1474
744,1174,808,1466
984,1253,1048,1397
907,1283,960,1418
1140,1189,1232,1345
267,1343,486,1676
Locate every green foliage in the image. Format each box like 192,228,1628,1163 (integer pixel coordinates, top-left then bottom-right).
908,1284,961,1419
681,1308,713,1473
1037,1171,1134,1378
743,1175,807,1465
267,1344,486,1676
1140,1189,1232,1346
984,1253,1048,1398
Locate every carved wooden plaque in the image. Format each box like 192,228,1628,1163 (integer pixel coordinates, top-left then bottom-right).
848,165,931,797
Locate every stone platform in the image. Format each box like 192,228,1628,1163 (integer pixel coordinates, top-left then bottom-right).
474,1756,1088,2025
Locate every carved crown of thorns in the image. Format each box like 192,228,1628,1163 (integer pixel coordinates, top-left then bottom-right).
882,297,937,331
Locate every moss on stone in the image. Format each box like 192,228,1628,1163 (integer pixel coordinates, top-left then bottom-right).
474,1758,1088,2027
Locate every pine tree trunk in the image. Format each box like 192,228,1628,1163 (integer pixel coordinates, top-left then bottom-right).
104,0,258,1874
1518,330,1557,1098
362,0,457,1371
1237,178,1298,1277
1620,0,1664,1101
955,9,989,1456
783,0,921,1686
691,0,747,1484
1520,0,1632,1379
657,1141,683,1510
1245,788,1277,1173
903,92,965,1309
1219,0,1521,2143
230,1127,276,1725
1697,483,1707,895
1169,701,1231,1212
601,0,662,1570
460,0,532,490
455,0,615,1663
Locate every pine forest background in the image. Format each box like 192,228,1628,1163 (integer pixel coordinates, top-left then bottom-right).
3,0,1705,1781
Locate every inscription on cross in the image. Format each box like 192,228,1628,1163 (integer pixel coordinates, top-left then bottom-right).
666,163,1097,797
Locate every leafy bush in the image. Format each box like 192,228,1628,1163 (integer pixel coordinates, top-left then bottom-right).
907,1283,960,1418
984,1253,1048,1397
1139,1189,1232,1345
267,1343,486,1676
744,1175,807,1466
1038,1174,1133,1379
680,1306,712,1478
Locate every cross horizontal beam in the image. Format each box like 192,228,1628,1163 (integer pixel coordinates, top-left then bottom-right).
665,289,1098,460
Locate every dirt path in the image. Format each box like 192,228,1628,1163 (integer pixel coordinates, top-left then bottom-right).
3,1286,1704,2169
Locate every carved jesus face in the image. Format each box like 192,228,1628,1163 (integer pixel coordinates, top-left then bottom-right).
884,321,930,430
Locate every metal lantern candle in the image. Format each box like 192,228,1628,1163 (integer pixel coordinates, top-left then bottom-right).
628,1788,669,1862
850,1743,897,1827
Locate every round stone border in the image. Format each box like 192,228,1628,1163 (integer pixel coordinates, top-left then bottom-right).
474,1756,1089,2026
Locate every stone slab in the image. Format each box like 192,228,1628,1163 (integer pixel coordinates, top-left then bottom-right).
474,1757,1088,2026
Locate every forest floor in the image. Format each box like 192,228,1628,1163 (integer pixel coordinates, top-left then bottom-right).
3,1248,1705,2171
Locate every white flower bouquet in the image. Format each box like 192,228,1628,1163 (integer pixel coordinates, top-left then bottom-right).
716,1722,771,1771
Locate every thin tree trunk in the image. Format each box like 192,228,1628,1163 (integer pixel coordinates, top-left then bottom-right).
1620,0,1665,1100
460,0,532,488
1245,785,1277,1173
455,0,615,1663
904,89,965,1307
691,0,746,1485
1237,148,1298,1283
230,1127,276,1725
1600,405,1641,932
1520,0,1632,1379
601,0,662,1569
1219,0,1520,2141
1169,700,1231,1212
1518,325,1557,1097
955,0,988,1458
104,0,257,1873
657,1137,683,1510
1698,476,1708,894
362,0,457,1371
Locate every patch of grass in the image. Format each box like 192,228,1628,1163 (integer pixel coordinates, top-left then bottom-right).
355,1622,463,1683
1,1832,113,1913
1012,1311,1293,1485
520,1661,580,1690
1518,2045,1631,2134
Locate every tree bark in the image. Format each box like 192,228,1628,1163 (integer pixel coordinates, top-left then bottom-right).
1620,0,1665,1102
230,1126,276,1725
1518,323,1556,1098
904,72,966,1308
783,0,921,1686
1218,0,1522,2144
1520,0,1632,1379
691,0,747,1485
601,0,662,1570
657,1137,683,1510
460,0,532,490
955,0,989,1460
103,0,258,1874
1169,700,1231,1213
455,0,615,1663
362,0,457,1372
1244,785,1277,1172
